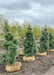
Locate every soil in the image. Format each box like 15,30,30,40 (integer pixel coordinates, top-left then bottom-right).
0,51,54,75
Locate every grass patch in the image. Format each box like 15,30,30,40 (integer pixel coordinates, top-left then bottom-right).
15,35,20,38
0,35,4,38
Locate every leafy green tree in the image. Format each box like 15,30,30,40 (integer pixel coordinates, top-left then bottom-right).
10,25,17,33
17,25,24,38
17,24,28,39
0,14,10,34
48,33,54,50
4,20,10,33
39,27,49,52
23,25,37,56
32,25,41,39
1,27,18,64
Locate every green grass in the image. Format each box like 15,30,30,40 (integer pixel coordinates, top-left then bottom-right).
15,35,20,38
0,35,4,38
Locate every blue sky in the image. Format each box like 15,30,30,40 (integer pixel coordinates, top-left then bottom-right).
0,0,54,27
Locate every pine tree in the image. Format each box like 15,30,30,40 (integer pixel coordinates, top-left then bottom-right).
48,32,54,50
39,26,49,52
23,25,37,56
2,27,18,64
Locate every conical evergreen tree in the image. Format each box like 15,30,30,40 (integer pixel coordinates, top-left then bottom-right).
39,26,49,52
2,27,18,64
23,25,37,56
48,32,54,50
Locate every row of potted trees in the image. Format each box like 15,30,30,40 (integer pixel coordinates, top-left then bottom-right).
0,25,54,72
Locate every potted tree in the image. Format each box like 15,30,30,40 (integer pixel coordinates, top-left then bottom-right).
23,25,37,62
48,32,54,52
1,26,22,72
37,26,49,56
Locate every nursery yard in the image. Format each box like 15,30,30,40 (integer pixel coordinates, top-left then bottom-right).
0,46,54,75
0,0,54,74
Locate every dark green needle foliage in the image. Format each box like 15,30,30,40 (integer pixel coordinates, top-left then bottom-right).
1,27,18,64
39,26,49,52
48,33,54,50
23,25,37,56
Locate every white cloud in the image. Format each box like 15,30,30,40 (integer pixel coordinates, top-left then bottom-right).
0,0,54,27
